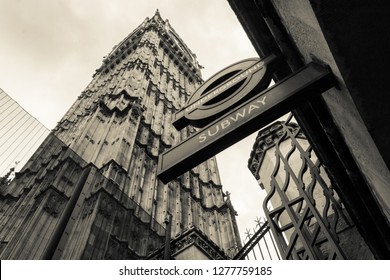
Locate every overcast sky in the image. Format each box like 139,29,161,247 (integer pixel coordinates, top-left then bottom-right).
0,0,267,243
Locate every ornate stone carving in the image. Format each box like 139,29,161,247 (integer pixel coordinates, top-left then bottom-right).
43,191,67,218
170,228,228,260
248,120,303,179
98,194,115,218
81,195,98,219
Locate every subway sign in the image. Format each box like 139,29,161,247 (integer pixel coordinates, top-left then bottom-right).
173,55,278,130
157,55,334,183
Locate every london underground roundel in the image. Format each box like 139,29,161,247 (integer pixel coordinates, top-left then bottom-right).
173,54,278,130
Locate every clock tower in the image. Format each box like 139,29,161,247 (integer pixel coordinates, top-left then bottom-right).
0,10,241,260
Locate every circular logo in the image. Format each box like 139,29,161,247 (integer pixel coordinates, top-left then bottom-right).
173,55,277,129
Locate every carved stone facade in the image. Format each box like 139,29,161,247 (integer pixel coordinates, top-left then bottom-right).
0,11,241,259
148,227,230,260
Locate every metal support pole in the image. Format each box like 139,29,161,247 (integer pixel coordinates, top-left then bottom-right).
163,213,172,260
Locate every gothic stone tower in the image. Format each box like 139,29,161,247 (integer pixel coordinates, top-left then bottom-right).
0,11,241,260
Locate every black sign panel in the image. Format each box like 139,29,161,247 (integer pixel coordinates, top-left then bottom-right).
157,62,334,183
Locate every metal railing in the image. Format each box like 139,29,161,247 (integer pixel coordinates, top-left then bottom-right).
234,217,280,260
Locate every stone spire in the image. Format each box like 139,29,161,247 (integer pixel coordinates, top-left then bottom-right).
0,12,241,259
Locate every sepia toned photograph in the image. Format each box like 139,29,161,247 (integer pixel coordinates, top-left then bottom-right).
1,0,389,269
